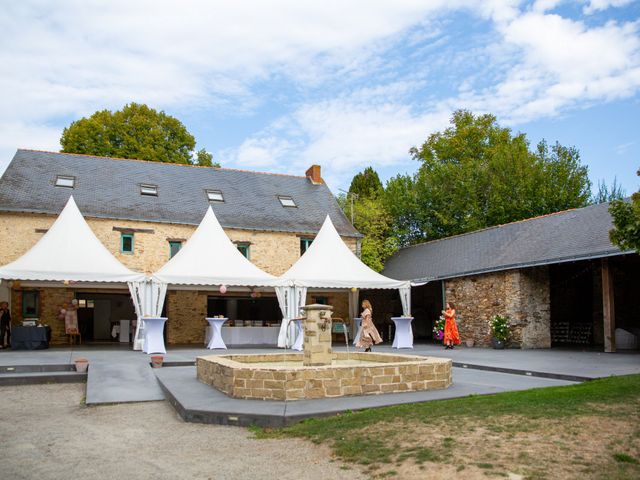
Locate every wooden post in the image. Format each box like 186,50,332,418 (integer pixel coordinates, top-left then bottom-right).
601,258,616,353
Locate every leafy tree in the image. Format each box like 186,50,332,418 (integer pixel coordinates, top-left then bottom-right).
390,110,592,244
609,168,640,252
195,148,216,167
60,103,218,167
348,166,383,199
337,193,398,272
354,197,399,272
592,178,625,204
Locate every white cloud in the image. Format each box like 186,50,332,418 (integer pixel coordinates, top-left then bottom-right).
220,84,452,188
583,0,634,15
0,122,61,174
1,0,640,190
451,11,640,123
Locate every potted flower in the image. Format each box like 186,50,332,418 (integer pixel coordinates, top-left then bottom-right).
489,315,509,349
432,315,445,343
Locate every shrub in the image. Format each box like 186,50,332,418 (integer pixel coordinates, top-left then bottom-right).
489,315,510,342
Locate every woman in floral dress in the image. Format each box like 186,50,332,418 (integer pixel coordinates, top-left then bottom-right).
356,299,382,352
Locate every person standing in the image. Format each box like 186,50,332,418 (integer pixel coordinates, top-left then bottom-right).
0,301,11,349
356,299,382,352
443,302,460,350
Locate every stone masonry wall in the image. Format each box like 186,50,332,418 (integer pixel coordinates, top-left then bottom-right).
165,290,209,344
445,266,550,348
197,352,452,400
0,212,358,276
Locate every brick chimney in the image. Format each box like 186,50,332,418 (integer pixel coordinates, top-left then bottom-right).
305,165,323,185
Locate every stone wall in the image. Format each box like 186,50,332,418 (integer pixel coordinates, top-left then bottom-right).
11,287,72,344
445,266,550,348
165,290,209,344
197,352,452,400
0,212,358,276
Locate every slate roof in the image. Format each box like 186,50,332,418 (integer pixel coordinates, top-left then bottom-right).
383,201,630,282
0,149,361,237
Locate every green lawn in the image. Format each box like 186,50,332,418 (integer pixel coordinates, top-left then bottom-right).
252,374,640,479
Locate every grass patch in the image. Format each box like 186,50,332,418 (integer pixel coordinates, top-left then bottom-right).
613,453,639,464
252,375,640,477
262,375,640,444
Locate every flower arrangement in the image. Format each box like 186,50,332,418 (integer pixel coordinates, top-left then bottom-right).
489,315,510,342
433,315,445,340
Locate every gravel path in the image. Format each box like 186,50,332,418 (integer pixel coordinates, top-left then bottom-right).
0,384,366,480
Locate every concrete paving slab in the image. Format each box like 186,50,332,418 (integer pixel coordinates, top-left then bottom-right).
1,344,637,380
86,362,165,405
155,366,575,427
394,344,640,379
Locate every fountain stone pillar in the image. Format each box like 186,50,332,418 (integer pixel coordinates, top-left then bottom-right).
300,304,333,366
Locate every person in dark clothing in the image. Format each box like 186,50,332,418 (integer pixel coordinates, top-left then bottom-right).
0,301,11,348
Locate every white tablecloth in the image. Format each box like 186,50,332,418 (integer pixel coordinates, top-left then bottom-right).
206,318,228,349
352,317,362,345
291,319,304,351
391,317,414,349
143,317,167,354
119,320,130,343
205,326,281,346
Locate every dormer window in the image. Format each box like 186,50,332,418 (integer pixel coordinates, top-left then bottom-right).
206,189,224,203
140,184,158,196
55,175,75,188
278,195,296,207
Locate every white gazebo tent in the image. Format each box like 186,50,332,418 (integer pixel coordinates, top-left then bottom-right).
277,215,412,347
152,207,290,346
0,196,145,283
0,196,151,345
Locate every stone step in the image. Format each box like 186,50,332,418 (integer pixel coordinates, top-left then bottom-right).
0,370,87,386
0,364,75,374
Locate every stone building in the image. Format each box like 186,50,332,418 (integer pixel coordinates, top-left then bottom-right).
380,202,638,352
0,149,360,345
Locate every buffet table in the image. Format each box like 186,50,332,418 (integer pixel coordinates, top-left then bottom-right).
11,326,50,350
205,326,280,346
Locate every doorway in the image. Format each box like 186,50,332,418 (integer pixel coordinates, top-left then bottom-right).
76,292,136,343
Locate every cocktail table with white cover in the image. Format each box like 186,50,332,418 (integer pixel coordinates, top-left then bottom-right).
143,317,168,354
352,317,363,346
391,317,414,349
291,318,304,351
206,317,229,349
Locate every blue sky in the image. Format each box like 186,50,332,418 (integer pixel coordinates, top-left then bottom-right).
1,0,639,195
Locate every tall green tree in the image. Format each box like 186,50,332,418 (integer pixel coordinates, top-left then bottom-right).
389,110,592,244
592,178,625,204
60,103,218,167
348,166,383,199
338,166,398,271
609,168,640,252
351,196,399,272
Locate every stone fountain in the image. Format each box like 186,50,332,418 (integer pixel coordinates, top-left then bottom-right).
196,304,452,400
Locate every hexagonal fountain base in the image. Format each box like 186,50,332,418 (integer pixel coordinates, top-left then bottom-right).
197,352,452,401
